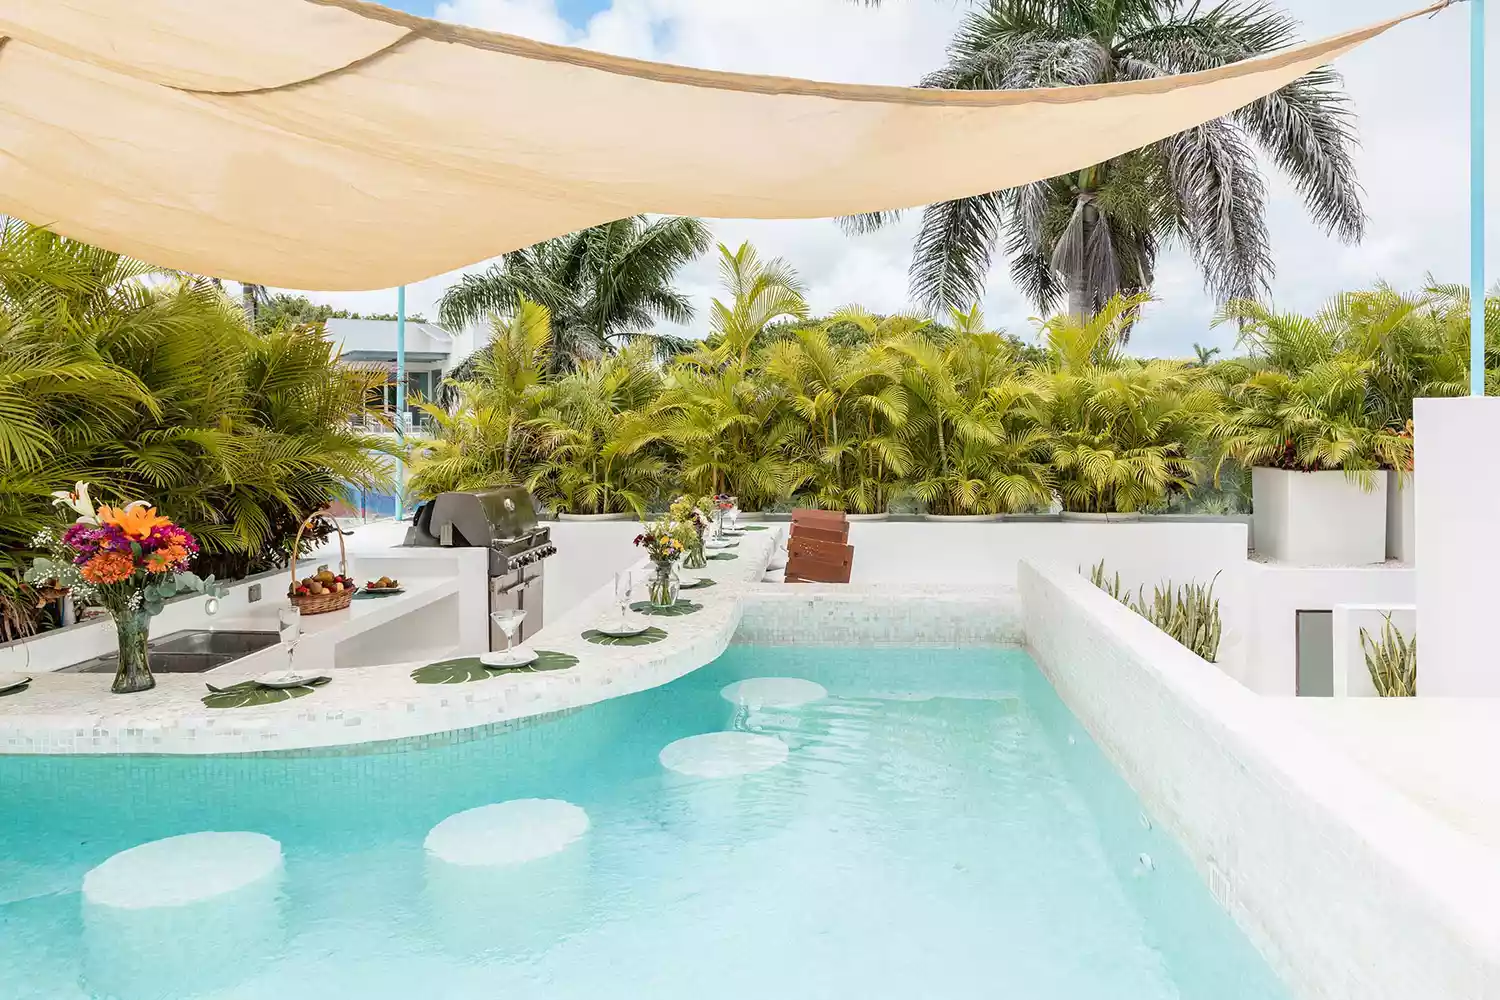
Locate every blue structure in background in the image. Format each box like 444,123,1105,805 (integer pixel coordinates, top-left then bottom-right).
1473,0,1488,396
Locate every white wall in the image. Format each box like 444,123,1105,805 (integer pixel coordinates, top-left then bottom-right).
846,520,1248,588
1415,396,1500,694
1236,563,1416,696
1019,560,1500,1000
1332,604,1416,698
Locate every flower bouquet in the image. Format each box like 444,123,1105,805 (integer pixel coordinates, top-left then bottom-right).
25,483,224,693
634,517,692,607
711,493,736,535
668,494,713,569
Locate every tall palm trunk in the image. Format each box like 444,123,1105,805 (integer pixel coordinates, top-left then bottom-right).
1065,199,1098,322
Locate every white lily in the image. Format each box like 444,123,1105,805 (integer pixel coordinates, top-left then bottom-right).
50,481,99,525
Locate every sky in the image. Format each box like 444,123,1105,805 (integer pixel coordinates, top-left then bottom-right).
280,0,1491,357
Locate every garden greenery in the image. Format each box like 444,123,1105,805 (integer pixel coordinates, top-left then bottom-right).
411,242,1489,518
1089,561,1224,663
0,223,394,636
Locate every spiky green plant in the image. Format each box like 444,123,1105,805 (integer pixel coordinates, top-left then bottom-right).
1359,616,1416,697
1088,561,1223,662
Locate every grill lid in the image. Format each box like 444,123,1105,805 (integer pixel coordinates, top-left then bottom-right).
407,487,545,551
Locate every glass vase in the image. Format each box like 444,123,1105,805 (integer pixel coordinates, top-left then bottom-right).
111,607,155,694
648,559,680,608
684,536,707,570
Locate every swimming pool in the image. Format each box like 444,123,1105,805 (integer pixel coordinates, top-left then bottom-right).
0,645,1289,999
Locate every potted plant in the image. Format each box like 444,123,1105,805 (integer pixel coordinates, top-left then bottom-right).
25,483,224,693
1386,419,1415,563
1218,362,1408,565
633,517,690,607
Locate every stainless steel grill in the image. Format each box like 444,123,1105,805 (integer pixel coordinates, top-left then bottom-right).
403,487,556,648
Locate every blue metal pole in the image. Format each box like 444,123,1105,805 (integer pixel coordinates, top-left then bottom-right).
1473,0,1487,396
396,285,407,519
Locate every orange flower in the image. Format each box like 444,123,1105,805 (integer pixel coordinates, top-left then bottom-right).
81,550,135,585
145,544,188,573
99,503,172,540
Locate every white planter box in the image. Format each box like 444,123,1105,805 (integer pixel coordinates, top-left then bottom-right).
1251,468,1388,565
1385,471,1415,564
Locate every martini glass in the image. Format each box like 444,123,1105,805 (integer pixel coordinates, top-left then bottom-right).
489,608,528,664
277,606,301,675
613,570,633,626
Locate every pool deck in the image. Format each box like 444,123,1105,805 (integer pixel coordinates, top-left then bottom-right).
0,536,775,756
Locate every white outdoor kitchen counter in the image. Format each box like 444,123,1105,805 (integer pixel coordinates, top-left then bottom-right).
0,534,774,756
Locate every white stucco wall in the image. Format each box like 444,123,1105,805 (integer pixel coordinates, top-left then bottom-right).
1415,396,1500,695
1019,560,1500,1000
1233,562,1416,696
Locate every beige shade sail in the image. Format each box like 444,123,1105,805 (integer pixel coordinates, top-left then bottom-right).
0,0,1444,291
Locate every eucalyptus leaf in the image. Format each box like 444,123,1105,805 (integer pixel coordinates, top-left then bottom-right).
582,627,667,646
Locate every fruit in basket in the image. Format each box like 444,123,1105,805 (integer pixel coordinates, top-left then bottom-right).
289,565,356,598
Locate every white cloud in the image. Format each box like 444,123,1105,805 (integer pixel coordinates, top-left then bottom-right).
269,0,1494,356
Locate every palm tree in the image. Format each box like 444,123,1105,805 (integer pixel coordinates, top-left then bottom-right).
898,306,1055,515
1038,294,1221,512
529,344,672,516
688,242,810,368
439,216,711,374
408,300,553,498
0,222,393,616
762,321,912,513
854,0,1364,322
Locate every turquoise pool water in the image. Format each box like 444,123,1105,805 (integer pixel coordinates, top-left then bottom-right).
0,646,1289,999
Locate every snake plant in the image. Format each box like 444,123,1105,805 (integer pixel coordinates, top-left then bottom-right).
1359,616,1416,697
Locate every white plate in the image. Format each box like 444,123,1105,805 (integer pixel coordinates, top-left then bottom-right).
705,539,738,550
0,673,32,694
480,647,539,668
595,620,650,637
678,574,704,588
255,671,313,689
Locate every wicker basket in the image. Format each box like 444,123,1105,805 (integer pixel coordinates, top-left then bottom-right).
288,511,353,615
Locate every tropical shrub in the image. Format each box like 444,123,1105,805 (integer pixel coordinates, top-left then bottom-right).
0,223,392,630
900,307,1052,515
530,344,671,516
1040,297,1220,513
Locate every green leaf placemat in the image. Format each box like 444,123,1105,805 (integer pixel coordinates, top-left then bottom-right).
629,599,703,617
708,552,738,561
412,650,579,684
680,577,716,590
583,626,667,646
353,588,405,600
742,525,769,531
202,676,330,709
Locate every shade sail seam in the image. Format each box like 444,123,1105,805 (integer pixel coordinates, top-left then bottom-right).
302,0,1439,107
172,30,421,97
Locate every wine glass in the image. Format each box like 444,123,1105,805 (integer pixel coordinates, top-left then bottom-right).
277,606,301,675
490,608,527,664
613,570,633,625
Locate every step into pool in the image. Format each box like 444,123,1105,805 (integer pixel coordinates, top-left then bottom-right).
0,646,1288,999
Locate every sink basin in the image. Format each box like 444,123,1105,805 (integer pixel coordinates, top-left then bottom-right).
58,630,282,675
150,630,282,657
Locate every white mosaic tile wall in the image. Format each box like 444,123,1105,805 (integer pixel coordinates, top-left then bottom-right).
733,584,1021,646
1019,560,1500,1000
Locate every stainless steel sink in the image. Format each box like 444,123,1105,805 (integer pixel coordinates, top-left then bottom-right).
59,630,282,675
150,630,282,657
